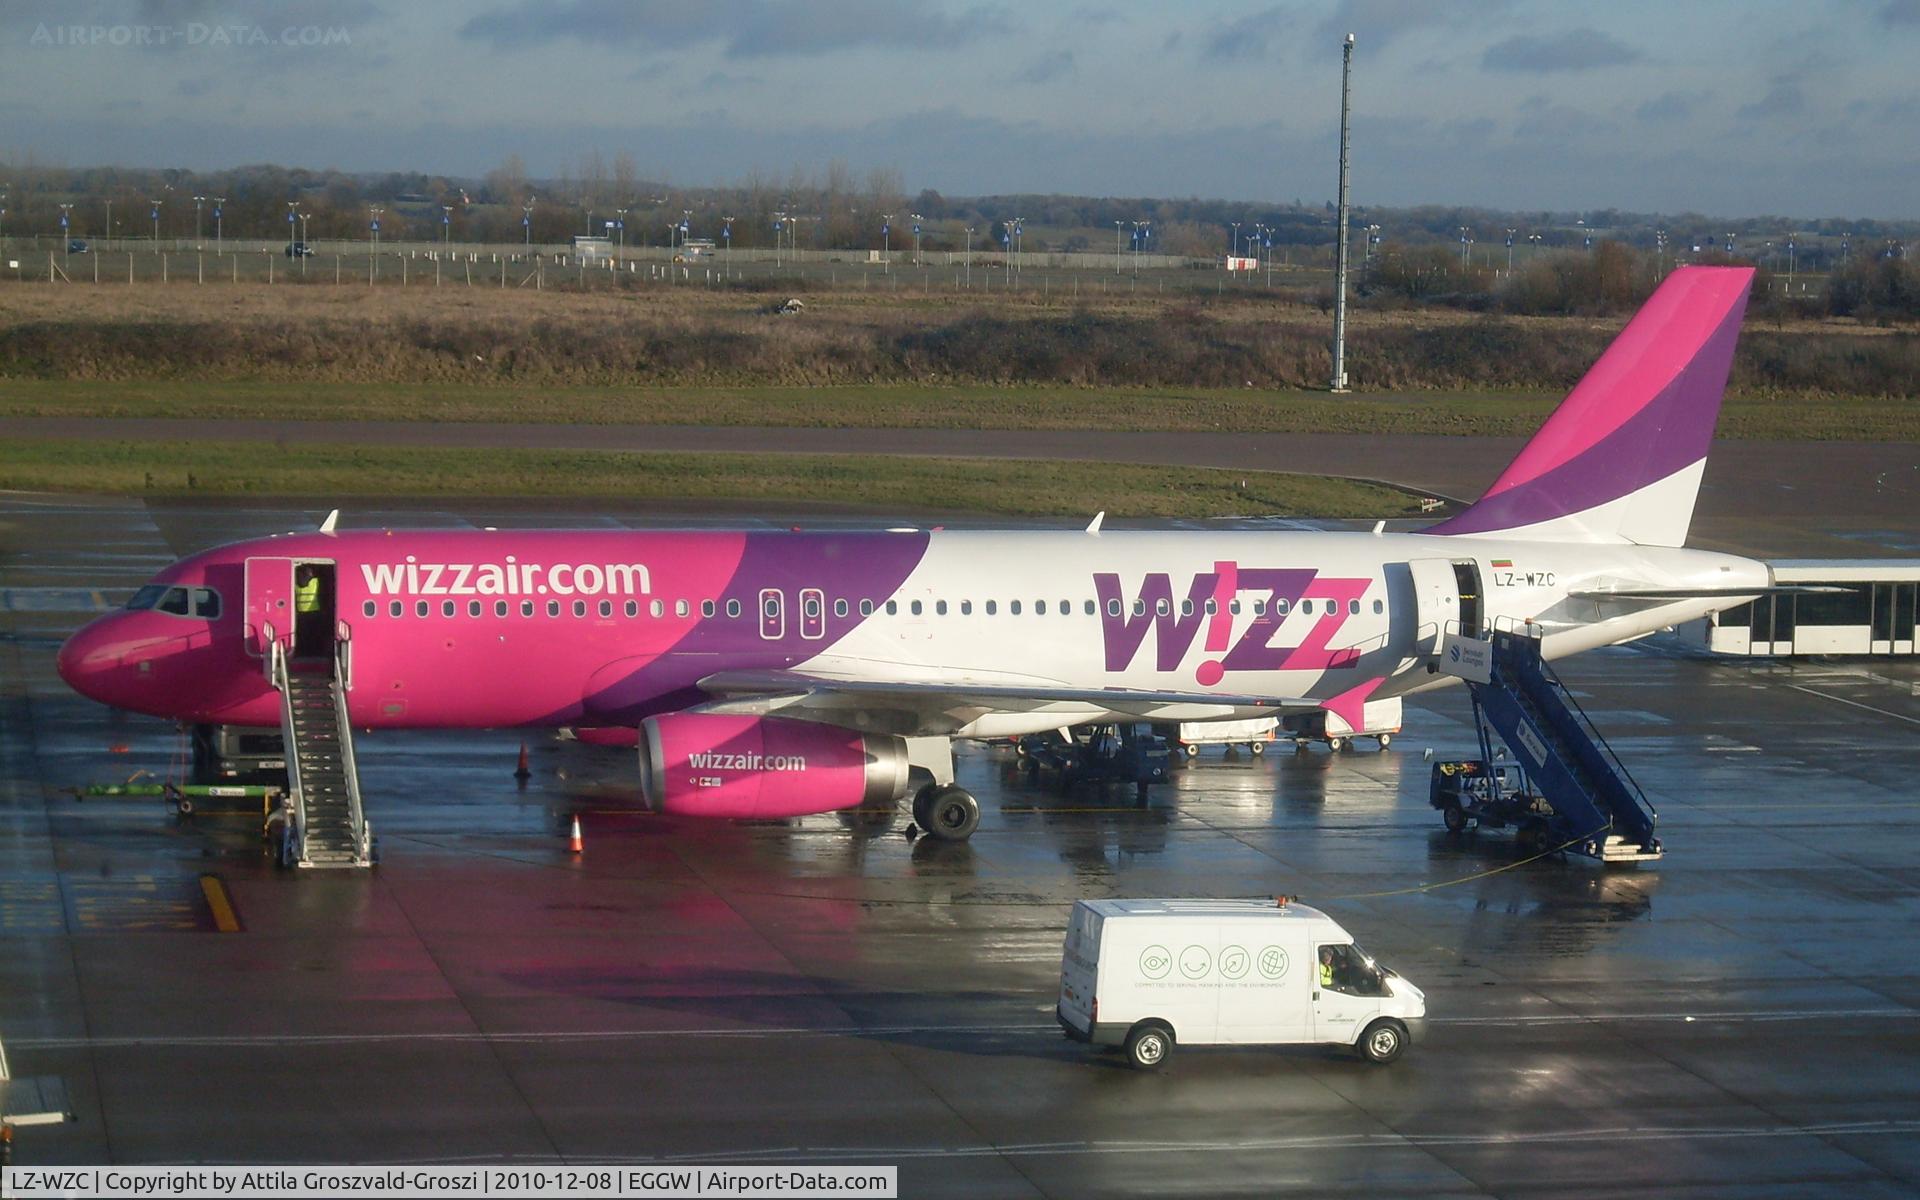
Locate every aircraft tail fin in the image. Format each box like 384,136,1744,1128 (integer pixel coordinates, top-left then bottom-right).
1429,265,1754,547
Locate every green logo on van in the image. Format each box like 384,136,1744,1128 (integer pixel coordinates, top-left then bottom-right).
1257,946,1289,980
1139,945,1172,979
1220,945,1250,979
1179,945,1211,979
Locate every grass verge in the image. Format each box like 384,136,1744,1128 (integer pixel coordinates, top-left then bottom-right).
3,380,1913,441
0,439,1423,519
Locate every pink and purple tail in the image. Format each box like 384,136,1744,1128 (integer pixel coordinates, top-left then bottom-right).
1430,265,1754,547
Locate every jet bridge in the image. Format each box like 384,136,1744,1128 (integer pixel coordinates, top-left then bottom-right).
1430,628,1662,863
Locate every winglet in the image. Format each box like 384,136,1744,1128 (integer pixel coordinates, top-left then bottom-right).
1085,511,1105,535
318,509,339,534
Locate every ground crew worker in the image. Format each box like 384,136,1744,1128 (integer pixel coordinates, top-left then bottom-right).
1319,946,1336,989
295,569,321,616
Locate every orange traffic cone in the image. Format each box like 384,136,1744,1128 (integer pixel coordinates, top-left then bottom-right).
568,815,583,854
514,742,531,781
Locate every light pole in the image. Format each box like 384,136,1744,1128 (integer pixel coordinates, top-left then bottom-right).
213,198,225,253
772,211,786,267
1656,228,1668,277
368,205,384,251
287,201,298,249
104,198,112,247
1330,30,1355,393
193,194,205,243
722,215,734,262
298,211,310,250
1505,228,1516,273
1527,232,1542,259
615,207,628,252
442,205,453,253
523,198,534,246
59,204,72,260
880,213,893,269
1459,226,1471,268
1114,219,1124,273
910,213,923,265
1231,220,1241,262
1011,216,1025,279
1131,220,1149,279
150,199,162,243
1786,237,1796,284
965,226,974,285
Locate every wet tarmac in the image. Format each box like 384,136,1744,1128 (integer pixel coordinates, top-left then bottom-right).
4,495,1920,1197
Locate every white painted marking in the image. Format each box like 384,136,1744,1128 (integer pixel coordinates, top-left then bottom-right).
1787,685,1920,728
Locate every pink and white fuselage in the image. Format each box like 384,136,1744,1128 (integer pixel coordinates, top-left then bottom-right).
56,267,1771,827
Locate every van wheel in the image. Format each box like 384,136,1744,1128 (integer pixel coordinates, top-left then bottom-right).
1359,1018,1407,1064
1442,801,1468,834
1125,1022,1173,1070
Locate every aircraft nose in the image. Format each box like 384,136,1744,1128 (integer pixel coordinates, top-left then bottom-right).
57,618,125,704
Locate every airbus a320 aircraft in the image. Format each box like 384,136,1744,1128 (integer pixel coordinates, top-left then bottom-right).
59,266,1767,842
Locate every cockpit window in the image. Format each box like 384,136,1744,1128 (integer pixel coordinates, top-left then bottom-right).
126,584,167,610
125,584,220,619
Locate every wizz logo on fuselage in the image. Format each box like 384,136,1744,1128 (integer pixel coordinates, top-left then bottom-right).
1094,562,1373,685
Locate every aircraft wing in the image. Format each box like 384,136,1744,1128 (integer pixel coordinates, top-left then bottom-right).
694,669,1313,737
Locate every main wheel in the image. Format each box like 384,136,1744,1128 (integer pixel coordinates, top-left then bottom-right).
1124,1022,1174,1070
1359,1018,1408,1064
1249,740,1266,756
1442,801,1468,834
1376,733,1392,750
1181,742,1200,759
911,784,938,830
1327,736,1345,753
923,786,981,841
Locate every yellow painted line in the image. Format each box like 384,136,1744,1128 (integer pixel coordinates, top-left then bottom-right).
199,874,242,933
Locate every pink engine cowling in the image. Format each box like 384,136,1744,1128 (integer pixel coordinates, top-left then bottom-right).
638,713,909,819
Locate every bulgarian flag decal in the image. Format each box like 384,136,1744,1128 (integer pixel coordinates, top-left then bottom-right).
1491,558,1513,568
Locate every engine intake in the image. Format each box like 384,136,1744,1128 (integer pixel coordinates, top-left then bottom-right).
639,713,909,819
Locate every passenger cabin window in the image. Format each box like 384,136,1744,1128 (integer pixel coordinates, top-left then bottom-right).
886,600,898,615
935,600,947,616
600,600,613,618
1010,600,1022,615
1083,600,1095,616
1036,600,1047,615
675,600,689,618
1133,600,1146,616
911,600,923,616
496,601,509,617
1155,598,1170,616
363,600,377,618
1349,599,1360,615
803,595,821,618
1230,599,1242,614
390,601,403,618
521,600,534,617
415,601,429,618
960,600,972,615
859,599,874,616
1254,599,1267,615
834,599,848,618
572,600,587,618
726,599,741,618
469,600,482,618
1204,599,1217,615
702,600,716,618
1373,599,1384,614
985,600,997,615
650,599,664,618
442,601,456,618
1107,599,1122,617
1180,599,1194,617
546,600,560,617
625,600,638,618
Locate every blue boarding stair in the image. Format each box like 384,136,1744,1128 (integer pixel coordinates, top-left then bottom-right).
1430,629,1662,863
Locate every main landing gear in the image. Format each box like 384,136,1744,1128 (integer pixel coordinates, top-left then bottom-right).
911,783,981,842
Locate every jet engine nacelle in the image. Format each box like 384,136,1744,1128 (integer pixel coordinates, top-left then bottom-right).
638,713,909,819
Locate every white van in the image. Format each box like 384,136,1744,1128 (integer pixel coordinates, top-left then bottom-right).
1056,898,1425,1069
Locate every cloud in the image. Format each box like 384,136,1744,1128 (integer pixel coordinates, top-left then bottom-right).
1636,90,1705,122
1737,75,1806,120
1883,0,1920,24
459,0,1012,58
1203,6,1288,62
1014,50,1074,84
1482,28,1641,73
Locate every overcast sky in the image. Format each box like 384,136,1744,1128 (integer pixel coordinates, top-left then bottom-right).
4,0,1918,218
